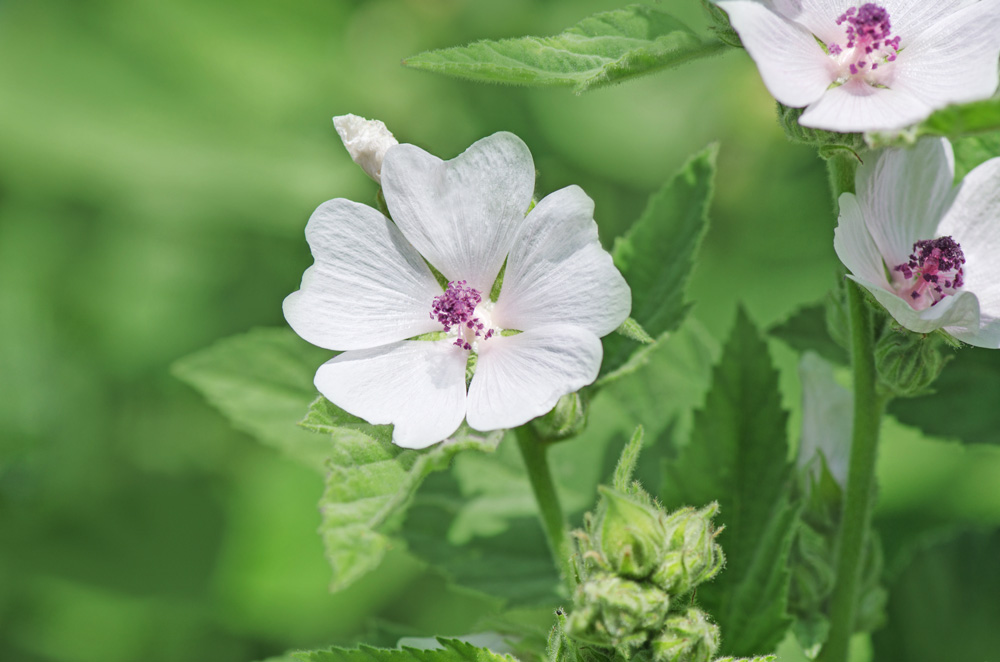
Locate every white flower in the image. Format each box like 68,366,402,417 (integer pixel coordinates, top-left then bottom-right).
284,131,632,448
834,137,1000,347
717,0,1000,132
333,114,398,182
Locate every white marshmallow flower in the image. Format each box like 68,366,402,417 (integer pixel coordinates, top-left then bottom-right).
284,132,632,448
834,137,1000,348
717,0,1000,132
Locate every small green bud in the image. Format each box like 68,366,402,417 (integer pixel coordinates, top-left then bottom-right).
534,391,588,440
650,608,720,662
777,103,866,153
651,504,725,595
593,487,667,580
566,573,670,651
874,329,949,397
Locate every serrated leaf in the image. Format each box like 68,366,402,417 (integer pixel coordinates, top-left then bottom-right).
769,303,848,366
312,395,504,592
171,327,334,471
660,309,798,656
403,5,726,93
601,145,716,380
889,344,1000,446
297,638,519,662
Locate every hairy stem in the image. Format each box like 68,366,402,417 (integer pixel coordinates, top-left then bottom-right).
516,425,575,591
819,284,886,662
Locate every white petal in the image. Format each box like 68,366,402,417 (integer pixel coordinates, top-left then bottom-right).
333,114,399,183
283,199,443,351
881,0,982,42
855,138,957,268
857,277,981,335
799,78,933,132
314,341,468,449
797,352,852,489
938,157,1000,348
893,0,1000,112
833,193,891,289
466,325,602,431
381,133,535,294
794,0,856,44
718,1,835,107
491,186,631,337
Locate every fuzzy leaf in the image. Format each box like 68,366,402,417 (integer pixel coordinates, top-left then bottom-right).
660,309,798,656
952,131,1000,180
311,397,504,592
769,302,848,366
297,638,518,662
601,145,716,380
171,327,334,470
403,5,726,93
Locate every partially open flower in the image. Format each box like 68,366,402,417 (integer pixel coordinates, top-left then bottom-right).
333,114,398,182
284,129,631,448
717,0,1000,132
834,138,1000,347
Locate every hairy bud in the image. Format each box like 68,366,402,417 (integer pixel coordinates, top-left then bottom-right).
651,503,725,595
874,329,949,397
650,608,721,662
566,573,670,651
591,487,667,580
534,391,589,441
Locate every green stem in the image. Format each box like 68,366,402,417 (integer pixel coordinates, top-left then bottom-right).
515,425,575,591
826,150,861,208
818,281,886,662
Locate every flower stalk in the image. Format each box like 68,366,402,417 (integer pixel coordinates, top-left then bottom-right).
516,425,576,591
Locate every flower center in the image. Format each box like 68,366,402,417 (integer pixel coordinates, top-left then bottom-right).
430,280,496,351
891,237,966,310
827,4,900,82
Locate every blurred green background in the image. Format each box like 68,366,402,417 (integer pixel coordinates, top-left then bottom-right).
1,1,998,661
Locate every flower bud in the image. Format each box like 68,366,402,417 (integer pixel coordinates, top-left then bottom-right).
566,573,670,651
593,487,667,580
332,114,398,183
651,503,724,595
533,391,588,441
650,608,720,662
874,329,949,397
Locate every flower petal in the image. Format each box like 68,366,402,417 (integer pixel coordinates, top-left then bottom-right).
855,275,981,335
854,138,957,268
882,0,981,43
893,0,1000,110
491,186,631,337
718,1,835,107
283,199,444,351
799,77,933,132
314,340,468,449
938,157,1000,348
466,325,602,431
381,133,535,294
834,192,891,289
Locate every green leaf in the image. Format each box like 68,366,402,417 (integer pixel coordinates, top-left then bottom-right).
614,317,655,344
865,96,1000,147
601,144,717,380
171,328,334,471
311,396,504,592
889,344,1000,446
769,302,849,366
403,5,727,93
296,638,519,662
660,308,798,656
402,472,559,606
952,130,1000,180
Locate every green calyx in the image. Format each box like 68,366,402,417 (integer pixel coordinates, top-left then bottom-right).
534,391,590,441
652,504,726,595
566,573,672,652
776,103,867,155
592,486,667,580
650,608,721,662
874,327,951,398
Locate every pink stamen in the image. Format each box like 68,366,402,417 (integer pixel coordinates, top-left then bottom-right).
827,4,899,80
892,237,966,309
430,280,491,350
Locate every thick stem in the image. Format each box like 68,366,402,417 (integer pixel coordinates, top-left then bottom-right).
818,281,886,662
826,150,861,206
515,425,575,591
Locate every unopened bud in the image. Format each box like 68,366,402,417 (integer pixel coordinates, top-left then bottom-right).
652,503,724,595
874,329,949,397
533,391,588,441
566,573,670,651
594,487,667,580
650,608,720,662
333,114,398,183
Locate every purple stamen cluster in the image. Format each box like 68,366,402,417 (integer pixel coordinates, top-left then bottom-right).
831,4,900,74
430,280,494,350
893,236,966,307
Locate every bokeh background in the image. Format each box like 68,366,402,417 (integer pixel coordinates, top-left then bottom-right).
2,1,998,661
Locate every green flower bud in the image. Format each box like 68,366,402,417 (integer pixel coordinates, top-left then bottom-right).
874,329,949,397
650,608,720,662
593,487,667,580
651,504,725,595
533,391,588,441
566,573,671,651
777,103,866,153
